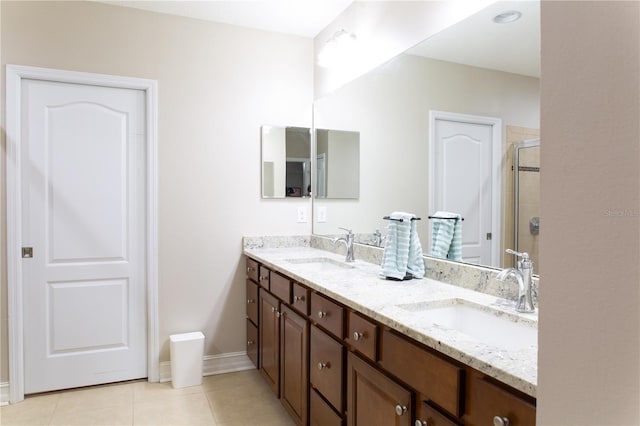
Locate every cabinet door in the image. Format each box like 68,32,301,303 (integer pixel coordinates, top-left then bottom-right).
260,289,280,396
347,352,412,426
280,305,309,426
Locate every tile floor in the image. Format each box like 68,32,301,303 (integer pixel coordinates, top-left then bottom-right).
0,370,295,425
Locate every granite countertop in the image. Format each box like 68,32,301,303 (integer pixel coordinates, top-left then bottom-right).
244,245,538,398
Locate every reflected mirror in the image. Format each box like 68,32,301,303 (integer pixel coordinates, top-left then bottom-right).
315,129,360,199
312,1,540,272
261,125,311,198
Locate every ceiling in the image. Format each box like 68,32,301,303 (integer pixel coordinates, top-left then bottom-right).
407,1,540,78
96,0,354,38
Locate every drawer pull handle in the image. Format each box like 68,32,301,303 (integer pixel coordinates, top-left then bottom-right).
395,405,407,416
317,311,327,319
247,267,254,273
353,331,363,341
259,275,268,281
493,416,510,426
317,362,330,370
247,299,255,304
293,295,305,302
247,340,254,345
415,421,428,426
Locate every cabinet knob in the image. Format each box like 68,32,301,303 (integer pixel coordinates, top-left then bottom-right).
247,340,254,345
247,266,254,273
493,416,510,426
395,405,407,416
293,295,305,302
415,421,428,426
276,311,282,318
247,299,254,304
259,275,268,281
271,307,276,312
317,362,330,370
317,311,327,319
353,331,363,341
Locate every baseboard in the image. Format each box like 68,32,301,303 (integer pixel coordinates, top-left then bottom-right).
159,351,255,383
1,382,9,406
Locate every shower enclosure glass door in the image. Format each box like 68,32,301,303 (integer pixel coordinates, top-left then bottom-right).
514,139,540,274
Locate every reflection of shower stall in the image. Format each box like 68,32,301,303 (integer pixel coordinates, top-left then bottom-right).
513,139,540,274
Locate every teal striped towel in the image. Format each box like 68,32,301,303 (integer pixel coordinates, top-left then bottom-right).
381,212,424,280
430,211,463,262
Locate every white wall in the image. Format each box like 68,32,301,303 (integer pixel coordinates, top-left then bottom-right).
0,0,313,382
538,1,640,424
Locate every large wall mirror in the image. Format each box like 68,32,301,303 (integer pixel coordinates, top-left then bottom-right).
261,125,311,198
312,1,541,274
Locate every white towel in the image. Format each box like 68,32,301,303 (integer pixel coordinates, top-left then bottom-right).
381,212,424,280
430,211,462,261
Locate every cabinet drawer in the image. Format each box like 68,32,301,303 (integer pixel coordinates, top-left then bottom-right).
270,271,291,302
346,311,378,362
246,257,259,282
310,325,345,413
380,329,463,417
246,319,258,369
472,377,535,426
311,293,344,339
416,401,460,426
292,282,310,316
246,280,258,325
258,265,270,289
310,388,343,426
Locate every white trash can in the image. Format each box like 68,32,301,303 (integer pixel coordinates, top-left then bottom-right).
170,331,204,388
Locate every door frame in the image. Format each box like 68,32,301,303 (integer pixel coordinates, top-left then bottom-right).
5,64,159,403
428,110,503,266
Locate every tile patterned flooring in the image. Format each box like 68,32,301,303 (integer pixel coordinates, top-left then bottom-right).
0,370,295,425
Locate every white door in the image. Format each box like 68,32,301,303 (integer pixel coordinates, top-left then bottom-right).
22,78,147,394
430,113,501,266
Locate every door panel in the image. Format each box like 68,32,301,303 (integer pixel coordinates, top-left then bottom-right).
22,79,147,394
433,118,494,265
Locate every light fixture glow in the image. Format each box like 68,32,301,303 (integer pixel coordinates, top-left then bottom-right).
493,10,522,24
317,29,357,68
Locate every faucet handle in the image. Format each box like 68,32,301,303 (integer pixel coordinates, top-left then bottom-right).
505,248,529,261
338,227,353,234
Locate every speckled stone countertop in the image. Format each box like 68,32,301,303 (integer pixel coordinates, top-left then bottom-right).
243,244,538,398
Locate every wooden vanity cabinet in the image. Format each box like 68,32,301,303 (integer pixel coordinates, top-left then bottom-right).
280,304,309,426
245,256,537,426
347,352,412,426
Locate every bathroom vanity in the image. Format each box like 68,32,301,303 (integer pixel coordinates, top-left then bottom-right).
244,242,537,426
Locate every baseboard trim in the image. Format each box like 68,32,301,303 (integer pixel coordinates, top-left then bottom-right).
1,382,9,406
159,351,255,383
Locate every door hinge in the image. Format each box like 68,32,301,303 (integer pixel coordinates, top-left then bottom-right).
22,247,33,258
486,233,492,241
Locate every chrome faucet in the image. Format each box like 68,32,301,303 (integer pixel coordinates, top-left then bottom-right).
334,227,355,262
495,249,535,313
372,229,384,247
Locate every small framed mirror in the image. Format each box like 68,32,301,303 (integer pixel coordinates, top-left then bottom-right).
261,125,311,198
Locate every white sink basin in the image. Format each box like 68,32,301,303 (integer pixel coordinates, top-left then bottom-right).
396,299,537,351
284,257,355,271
